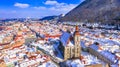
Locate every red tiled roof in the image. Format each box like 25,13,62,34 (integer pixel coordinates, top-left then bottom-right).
0,42,10,46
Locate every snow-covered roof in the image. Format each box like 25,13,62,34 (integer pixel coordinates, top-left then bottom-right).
100,51,118,63
89,44,118,64
60,31,71,46
89,44,99,50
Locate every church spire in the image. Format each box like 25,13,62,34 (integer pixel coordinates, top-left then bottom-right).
75,25,80,35
75,25,79,32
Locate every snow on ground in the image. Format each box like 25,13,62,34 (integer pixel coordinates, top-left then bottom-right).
66,59,84,67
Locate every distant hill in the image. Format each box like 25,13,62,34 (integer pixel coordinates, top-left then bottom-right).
0,18,25,22
60,0,120,23
0,18,40,22
40,16,58,21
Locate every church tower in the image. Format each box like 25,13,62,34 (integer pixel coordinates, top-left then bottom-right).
74,25,81,57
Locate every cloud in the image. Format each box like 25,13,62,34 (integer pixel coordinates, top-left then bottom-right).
34,1,77,14
44,1,58,5
49,4,77,12
45,1,77,12
14,3,29,8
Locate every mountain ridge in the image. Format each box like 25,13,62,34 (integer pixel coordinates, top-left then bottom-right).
60,0,120,23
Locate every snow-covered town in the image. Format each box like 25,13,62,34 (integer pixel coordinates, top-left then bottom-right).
1,0,120,67
0,21,120,67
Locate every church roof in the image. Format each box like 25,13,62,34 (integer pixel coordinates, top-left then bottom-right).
60,25,80,46
60,31,71,46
